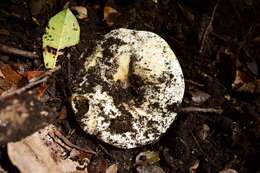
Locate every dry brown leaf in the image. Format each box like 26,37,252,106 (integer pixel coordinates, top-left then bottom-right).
88,158,108,173
104,6,120,27
189,160,200,173
199,124,210,140
0,62,23,87
232,70,251,88
0,166,7,173
37,83,48,97
8,125,90,173
71,6,88,20
30,0,46,16
23,71,45,81
232,70,260,93
219,168,238,173
106,164,118,173
0,69,4,78
0,62,25,96
236,79,260,94
0,62,24,91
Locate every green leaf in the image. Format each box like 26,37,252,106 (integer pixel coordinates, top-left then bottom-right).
42,8,80,69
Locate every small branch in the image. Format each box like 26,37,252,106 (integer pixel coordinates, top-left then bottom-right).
199,0,220,53
185,79,205,87
0,66,60,100
0,77,47,100
180,106,223,114
53,131,97,155
0,43,38,59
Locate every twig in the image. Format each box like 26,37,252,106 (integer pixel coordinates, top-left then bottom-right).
0,43,38,59
0,66,61,100
199,0,220,53
190,130,207,157
185,79,205,87
53,130,97,155
0,77,47,100
98,144,115,159
180,106,223,114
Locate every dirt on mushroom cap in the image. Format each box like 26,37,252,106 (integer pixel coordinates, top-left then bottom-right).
71,28,185,149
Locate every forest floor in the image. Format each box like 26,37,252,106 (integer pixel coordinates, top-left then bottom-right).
0,0,260,173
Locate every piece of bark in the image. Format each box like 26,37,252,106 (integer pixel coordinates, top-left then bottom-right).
0,91,57,145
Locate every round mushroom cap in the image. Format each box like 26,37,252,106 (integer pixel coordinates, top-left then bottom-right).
71,28,185,149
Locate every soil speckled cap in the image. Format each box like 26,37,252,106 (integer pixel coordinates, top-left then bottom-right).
71,28,185,149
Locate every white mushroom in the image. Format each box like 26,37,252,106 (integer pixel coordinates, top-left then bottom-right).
71,28,185,149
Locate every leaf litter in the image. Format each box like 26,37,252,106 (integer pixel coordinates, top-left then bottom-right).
0,0,260,172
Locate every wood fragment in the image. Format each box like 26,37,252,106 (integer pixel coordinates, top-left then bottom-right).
0,43,38,59
181,106,223,114
185,79,205,87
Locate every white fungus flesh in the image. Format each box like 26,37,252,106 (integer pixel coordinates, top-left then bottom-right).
71,28,185,149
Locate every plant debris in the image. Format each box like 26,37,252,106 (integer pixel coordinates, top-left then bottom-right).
0,0,259,172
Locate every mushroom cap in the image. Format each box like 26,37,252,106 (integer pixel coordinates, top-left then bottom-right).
71,28,185,149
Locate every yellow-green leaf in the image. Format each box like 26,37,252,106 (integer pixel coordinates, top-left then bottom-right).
42,8,80,69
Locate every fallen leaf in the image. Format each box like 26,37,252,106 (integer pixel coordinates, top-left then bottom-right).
135,151,160,166
30,0,46,16
0,165,7,173
232,70,260,93
219,168,238,173
232,70,251,88
104,6,120,27
23,71,45,81
36,83,47,98
190,88,210,104
8,125,90,173
42,8,80,69
0,62,25,95
71,6,88,20
88,158,108,173
151,0,158,3
106,164,117,173
0,29,10,36
0,62,24,85
236,79,260,94
199,124,210,140
189,160,200,173
0,69,4,78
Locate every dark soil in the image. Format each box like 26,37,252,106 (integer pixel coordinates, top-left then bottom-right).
0,0,260,173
